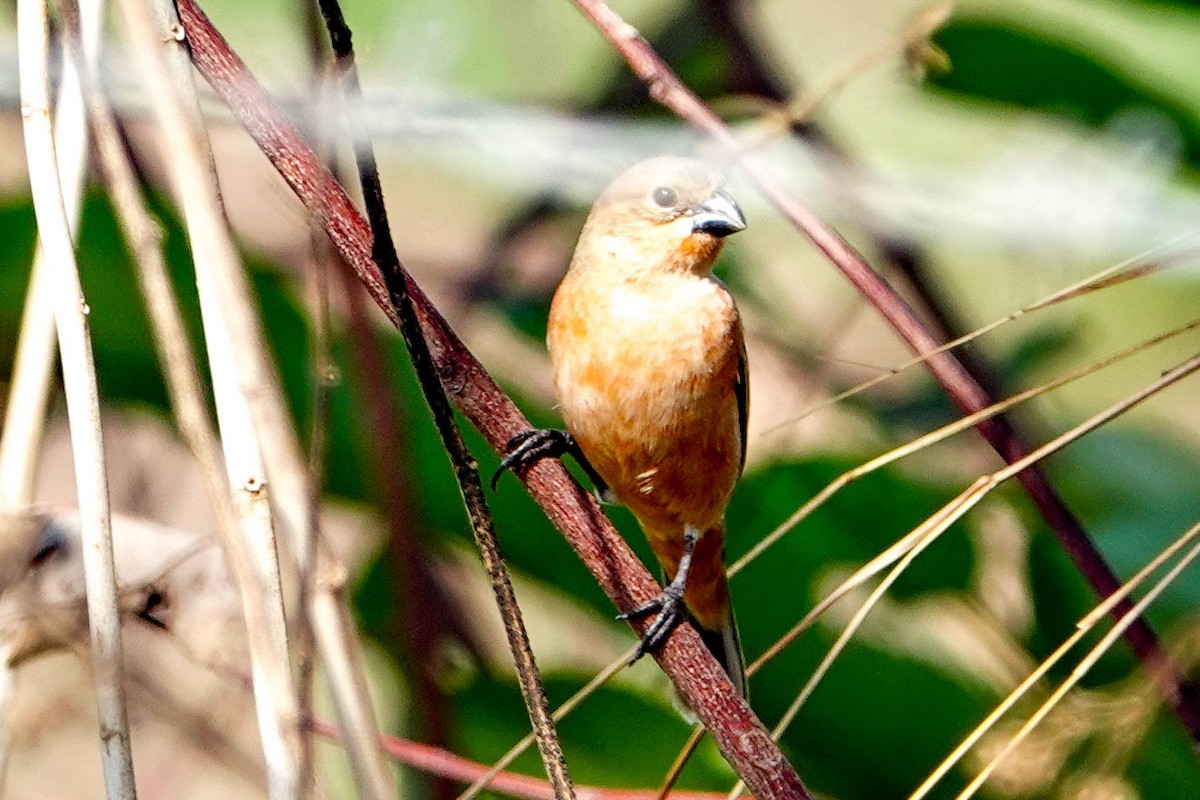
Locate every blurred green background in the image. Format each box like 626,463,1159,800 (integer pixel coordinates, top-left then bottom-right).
2,0,1200,798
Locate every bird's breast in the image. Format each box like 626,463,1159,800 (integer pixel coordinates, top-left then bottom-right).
546,272,743,531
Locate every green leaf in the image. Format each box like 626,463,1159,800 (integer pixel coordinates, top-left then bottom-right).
929,18,1200,166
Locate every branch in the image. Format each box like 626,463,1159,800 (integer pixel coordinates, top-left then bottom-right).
565,0,1200,746
310,718,749,800
173,1,810,797
311,1,572,796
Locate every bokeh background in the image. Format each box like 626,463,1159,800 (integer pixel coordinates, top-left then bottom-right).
1,0,1200,798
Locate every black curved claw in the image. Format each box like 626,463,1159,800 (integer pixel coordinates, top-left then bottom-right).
616,527,699,664
618,584,687,664
491,428,577,490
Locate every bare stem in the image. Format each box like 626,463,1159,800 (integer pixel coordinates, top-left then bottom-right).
110,0,305,795
0,0,104,511
119,2,396,796
16,0,136,795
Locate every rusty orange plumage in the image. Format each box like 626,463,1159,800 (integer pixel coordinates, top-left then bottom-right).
499,157,749,695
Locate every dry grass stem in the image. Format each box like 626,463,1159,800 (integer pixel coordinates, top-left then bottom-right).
312,1,575,794
655,727,706,800
0,0,104,511
16,0,135,794
725,484,984,799
954,515,1200,799
119,2,395,795
737,318,1200,576
65,16,326,800
769,232,1200,432
725,350,1200,798
0,0,103,785
110,0,304,794
912,515,1200,798
456,645,637,800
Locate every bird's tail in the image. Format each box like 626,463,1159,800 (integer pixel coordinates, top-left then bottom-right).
671,523,747,698
694,604,747,697
650,521,747,697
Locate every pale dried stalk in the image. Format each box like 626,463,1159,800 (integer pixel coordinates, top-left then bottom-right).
0,0,103,511
725,486,983,800
115,2,393,796
725,350,1200,798
769,233,1200,432
0,264,55,512
734,318,1200,576
954,515,1200,799
16,0,135,796
456,645,637,800
912,514,1200,799
0,0,103,786
69,29,319,800
110,1,302,796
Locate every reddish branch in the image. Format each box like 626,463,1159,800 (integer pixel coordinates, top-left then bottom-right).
310,719,750,800
174,1,810,797
565,0,1200,744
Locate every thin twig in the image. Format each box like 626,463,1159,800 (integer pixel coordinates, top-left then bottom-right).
0,0,104,512
909,512,1200,798
341,267,469,787
726,350,1200,799
456,645,636,800
173,2,810,796
734,318,1200,578
655,727,705,800
564,0,1200,746
307,7,472,796
16,0,136,795
0,266,55,513
312,2,573,796
0,0,103,786
954,515,1200,799
311,718,749,800
766,235,1200,433
297,5,337,789
721,321,1200,713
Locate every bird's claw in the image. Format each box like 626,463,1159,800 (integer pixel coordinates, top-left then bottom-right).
618,584,687,664
491,428,577,490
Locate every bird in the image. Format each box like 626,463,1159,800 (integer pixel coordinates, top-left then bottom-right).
494,156,749,696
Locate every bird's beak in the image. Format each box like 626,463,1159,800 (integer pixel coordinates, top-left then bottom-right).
690,189,747,237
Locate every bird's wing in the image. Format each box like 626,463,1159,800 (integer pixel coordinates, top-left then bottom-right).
735,325,749,476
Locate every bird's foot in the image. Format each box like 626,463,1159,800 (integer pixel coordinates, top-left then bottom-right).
618,582,687,664
492,428,576,490
491,428,613,502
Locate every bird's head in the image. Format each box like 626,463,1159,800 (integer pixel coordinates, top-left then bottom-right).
572,157,746,278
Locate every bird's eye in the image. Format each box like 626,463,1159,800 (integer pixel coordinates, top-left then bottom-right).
651,186,678,208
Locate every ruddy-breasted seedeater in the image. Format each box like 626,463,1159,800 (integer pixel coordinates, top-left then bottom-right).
497,157,748,695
